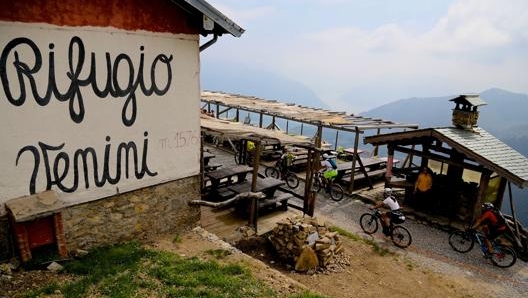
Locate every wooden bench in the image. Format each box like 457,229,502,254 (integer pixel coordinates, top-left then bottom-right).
216,187,237,200
234,193,293,215
205,162,222,172
289,154,309,171
258,193,292,210
340,168,387,181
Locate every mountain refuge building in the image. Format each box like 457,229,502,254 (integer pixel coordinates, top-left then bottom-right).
0,0,243,262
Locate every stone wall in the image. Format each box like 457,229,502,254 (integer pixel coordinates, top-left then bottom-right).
62,176,201,251
269,216,344,271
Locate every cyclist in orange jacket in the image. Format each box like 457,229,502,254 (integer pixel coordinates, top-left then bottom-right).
471,202,508,254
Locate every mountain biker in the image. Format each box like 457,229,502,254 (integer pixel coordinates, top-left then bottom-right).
370,188,404,236
320,153,338,192
471,202,508,254
280,147,295,175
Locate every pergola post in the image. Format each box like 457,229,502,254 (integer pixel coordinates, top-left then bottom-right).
347,128,361,193
248,140,262,231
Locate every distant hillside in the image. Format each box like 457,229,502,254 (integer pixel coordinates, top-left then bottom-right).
361,88,528,157
200,60,330,109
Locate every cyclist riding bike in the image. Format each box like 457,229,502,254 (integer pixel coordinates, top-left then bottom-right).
319,153,338,192
369,188,404,236
471,202,508,254
279,147,295,175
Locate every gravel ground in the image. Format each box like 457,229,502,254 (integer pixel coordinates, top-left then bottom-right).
204,143,528,297
315,197,528,298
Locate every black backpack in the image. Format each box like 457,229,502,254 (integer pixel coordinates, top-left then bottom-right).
328,158,337,170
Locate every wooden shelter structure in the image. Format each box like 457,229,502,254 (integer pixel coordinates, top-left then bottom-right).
199,113,321,230
200,91,419,193
364,94,528,260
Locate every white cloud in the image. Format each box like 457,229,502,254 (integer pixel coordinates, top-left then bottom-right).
204,0,528,112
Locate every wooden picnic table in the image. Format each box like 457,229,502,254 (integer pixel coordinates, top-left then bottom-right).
204,165,253,189
203,151,222,171
202,151,215,166
337,157,393,173
228,177,285,198
285,148,310,170
229,177,289,215
343,148,364,156
336,156,400,189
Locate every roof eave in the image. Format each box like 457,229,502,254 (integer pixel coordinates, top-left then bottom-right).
178,0,245,37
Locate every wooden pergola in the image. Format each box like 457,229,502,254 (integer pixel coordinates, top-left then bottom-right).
199,113,320,229
200,90,419,193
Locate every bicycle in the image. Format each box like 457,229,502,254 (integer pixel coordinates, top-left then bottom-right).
359,208,412,248
234,147,255,166
264,160,300,189
448,228,517,268
312,171,344,202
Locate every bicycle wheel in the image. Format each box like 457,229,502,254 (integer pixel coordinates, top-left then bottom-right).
329,183,344,202
359,213,378,234
265,166,280,178
246,154,254,166
491,245,517,268
234,153,241,165
448,230,474,253
285,172,300,189
312,176,322,192
391,225,412,248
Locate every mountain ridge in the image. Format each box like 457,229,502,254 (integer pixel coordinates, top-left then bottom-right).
360,88,528,156
201,60,330,109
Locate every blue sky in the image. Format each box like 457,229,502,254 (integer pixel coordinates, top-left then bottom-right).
202,0,528,112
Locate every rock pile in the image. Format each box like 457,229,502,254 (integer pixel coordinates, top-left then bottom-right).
268,216,344,272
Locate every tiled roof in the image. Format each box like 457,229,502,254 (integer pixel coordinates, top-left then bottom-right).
365,126,528,188
434,127,528,188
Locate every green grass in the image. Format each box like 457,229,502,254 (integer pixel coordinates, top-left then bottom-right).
205,248,232,259
330,225,393,256
24,241,331,298
172,233,182,243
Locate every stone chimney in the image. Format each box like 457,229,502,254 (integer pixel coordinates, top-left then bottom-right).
450,94,487,130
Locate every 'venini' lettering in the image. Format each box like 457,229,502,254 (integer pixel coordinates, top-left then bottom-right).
15,132,158,194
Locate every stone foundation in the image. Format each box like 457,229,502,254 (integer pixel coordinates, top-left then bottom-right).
62,176,201,252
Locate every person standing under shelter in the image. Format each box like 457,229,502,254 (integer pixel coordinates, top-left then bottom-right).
413,166,433,210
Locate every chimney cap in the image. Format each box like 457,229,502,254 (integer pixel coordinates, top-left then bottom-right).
449,94,487,107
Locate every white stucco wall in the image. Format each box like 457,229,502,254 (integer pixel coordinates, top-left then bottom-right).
0,22,201,214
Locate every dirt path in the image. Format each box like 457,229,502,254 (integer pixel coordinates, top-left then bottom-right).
151,227,523,298
2,226,524,297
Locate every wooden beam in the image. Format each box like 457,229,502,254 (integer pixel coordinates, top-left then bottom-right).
394,145,487,173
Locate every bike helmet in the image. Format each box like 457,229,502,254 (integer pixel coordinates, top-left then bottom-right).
384,188,392,195
482,202,494,210
322,153,329,159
